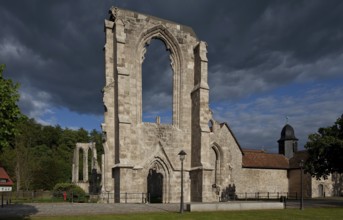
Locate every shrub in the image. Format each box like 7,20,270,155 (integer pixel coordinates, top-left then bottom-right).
53,183,87,202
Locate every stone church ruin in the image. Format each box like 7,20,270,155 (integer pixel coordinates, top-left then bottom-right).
72,142,101,194
72,7,342,203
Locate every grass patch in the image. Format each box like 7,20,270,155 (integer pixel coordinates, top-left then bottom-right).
2,208,343,220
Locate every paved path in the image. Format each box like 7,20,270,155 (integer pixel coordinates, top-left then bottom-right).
0,203,180,217
0,198,342,218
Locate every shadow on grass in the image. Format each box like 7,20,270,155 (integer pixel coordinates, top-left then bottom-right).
0,203,38,220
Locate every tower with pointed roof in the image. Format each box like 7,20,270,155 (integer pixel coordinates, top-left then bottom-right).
278,124,298,158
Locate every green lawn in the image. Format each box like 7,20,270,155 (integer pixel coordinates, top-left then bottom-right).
3,208,343,220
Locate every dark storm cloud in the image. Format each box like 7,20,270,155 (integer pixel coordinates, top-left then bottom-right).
0,0,109,115
263,1,343,63
203,0,343,102
1,0,342,118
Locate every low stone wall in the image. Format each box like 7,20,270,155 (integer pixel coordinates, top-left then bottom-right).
187,201,284,212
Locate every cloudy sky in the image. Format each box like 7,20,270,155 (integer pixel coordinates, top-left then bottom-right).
1,0,342,152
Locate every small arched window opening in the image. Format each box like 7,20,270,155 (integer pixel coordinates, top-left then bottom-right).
318,184,324,197
211,146,220,187
79,149,84,181
142,38,173,124
208,120,214,132
292,141,298,153
87,148,93,179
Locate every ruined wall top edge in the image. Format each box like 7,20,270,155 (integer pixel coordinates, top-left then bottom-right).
108,6,198,39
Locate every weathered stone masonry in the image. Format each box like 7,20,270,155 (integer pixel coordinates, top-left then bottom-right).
101,7,213,203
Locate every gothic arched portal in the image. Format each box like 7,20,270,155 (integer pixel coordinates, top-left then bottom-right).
147,169,164,203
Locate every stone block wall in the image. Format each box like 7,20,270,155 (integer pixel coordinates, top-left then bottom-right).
237,168,288,194
288,169,312,198
311,175,334,197
210,122,242,183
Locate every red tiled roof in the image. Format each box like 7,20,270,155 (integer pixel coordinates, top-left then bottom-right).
0,167,14,186
242,149,289,169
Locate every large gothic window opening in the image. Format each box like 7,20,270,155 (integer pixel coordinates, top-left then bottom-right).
142,38,173,123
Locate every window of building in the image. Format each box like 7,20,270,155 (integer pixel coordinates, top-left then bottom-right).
142,39,173,123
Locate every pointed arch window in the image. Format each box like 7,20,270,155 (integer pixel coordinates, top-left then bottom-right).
141,39,173,124
211,145,221,187
136,26,183,127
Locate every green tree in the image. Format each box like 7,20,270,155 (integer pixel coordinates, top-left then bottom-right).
76,128,89,142
40,125,62,148
0,64,23,151
305,114,343,179
0,97,103,191
13,117,38,191
58,128,88,150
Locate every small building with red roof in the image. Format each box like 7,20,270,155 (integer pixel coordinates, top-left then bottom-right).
208,120,341,200
0,167,14,192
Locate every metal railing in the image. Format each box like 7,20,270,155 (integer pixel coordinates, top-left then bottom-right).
7,190,89,203
3,190,304,204
10,190,54,203
100,192,149,204
221,192,299,202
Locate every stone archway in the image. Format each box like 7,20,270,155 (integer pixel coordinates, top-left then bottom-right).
147,169,163,203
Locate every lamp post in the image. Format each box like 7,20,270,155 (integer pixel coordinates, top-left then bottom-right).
299,159,304,210
178,150,187,213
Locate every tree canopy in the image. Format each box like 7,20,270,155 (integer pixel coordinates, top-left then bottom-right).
305,114,343,179
0,64,23,151
0,117,103,190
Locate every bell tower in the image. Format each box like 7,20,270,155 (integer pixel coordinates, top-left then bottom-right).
278,124,298,158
